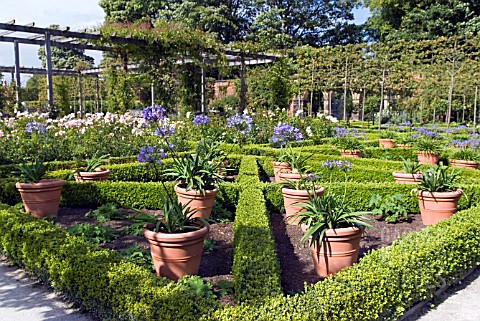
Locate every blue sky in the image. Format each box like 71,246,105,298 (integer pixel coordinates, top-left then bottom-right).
0,1,371,85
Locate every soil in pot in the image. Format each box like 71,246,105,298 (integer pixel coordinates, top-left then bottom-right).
15,179,65,218
416,189,463,225
174,184,218,219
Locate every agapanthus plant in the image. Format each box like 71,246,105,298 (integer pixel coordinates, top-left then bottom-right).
226,114,253,146
24,121,46,135
193,114,210,126
272,123,303,146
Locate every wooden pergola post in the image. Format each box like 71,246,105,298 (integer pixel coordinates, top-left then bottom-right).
45,31,54,108
240,54,246,112
13,40,22,111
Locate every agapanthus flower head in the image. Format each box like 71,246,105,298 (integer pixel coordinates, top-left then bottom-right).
154,126,175,138
142,105,166,122
227,114,253,134
272,123,303,146
137,146,166,165
305,173,319,182
334,126,348,138
401,121,413,127
24,121,46,135
193,114,210,126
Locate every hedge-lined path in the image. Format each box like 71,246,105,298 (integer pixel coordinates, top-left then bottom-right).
403,269,480,321
0,258,95,321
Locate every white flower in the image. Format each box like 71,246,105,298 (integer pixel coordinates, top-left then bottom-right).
306,126,313,137
186,111,191,119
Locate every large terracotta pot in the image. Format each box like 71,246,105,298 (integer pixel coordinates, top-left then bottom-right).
416,189,463,225
340,150,363,158
74,168,110,182
272,161,291,182
304,226,362,277
416,151,439,165
392,171,422,184
281,187,325,224
278,171,307,183
379,139,395,148
143,224,209,281
15,179,65,218
450,159,479,170
174,184,218,219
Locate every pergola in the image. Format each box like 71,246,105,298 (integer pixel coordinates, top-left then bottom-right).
0,20,279,114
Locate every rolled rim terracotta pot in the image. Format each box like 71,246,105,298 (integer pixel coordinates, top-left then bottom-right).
74,168,111,182
392,171,422,184
174,184,218,219
449,159,479,170
304,226,362,277
416,189,463,225
278,171,307,183
340,150,363,158
15,179,65,218
416,151,439,165
379,139,395,148
143,223,209,281
281,187,325,224
272,161,291,182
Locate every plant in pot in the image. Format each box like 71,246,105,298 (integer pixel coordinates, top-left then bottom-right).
379,130,396,148
292,192,372,277
277,145,313,182
449,148,479,169
131,192,209,281
271,123,303,182
73,153,111,182
395,134,414,149
392,157,422,184
165,148,223,220
195,137,229,177
333,127,364,158
414,163,462,226
412,129,442,164
14,158,65,218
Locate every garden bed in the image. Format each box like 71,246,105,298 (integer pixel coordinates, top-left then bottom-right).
270,212,424,294
53,207,235,304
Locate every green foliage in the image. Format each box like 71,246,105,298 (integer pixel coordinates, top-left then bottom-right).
13,158,47,183
83,153,111,172
203,239,215,253
66,222,121,244
217,280,234,296
414,138,441,153
401,157,421,174
418,163,462,193
294,192,372,249
369,193,409,223
333,136,364,151
451,148,480,162
119,244,154,272
85,203,124,223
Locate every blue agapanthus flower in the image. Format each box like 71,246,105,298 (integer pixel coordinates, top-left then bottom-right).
137,146,166,165
272,123,303,146
227,114,253,134
154,126,175,138
142,105,166,122
193,114,210,126
24,121,46,135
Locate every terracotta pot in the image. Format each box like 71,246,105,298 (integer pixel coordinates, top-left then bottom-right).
449,159,479,170
74,168,110,182
416,151,439,165
278,171,307,183
281,187,325,224
15,179,65,218
174,184,218,219
143,224,209,281
272,161,291,182
379,139,395,148
396,144,412,149
416,189,463,225
305,226,362,277
392,171,422,184
340,150,363,158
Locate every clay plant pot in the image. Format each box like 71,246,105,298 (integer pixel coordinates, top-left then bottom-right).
379,139,395,148
272,161,291,182
74,168,111,182
416,189,463,225
340,150,363,158
392,171,422,184
15,179,65,218
305,226,362,277
449,159,479,170
416,151,439,165
278,171,307,183
174,184,218,219
281,187,325,224
143,223,209,281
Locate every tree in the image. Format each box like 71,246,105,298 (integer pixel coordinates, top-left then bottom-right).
99,0,165,22
365,0,480,41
